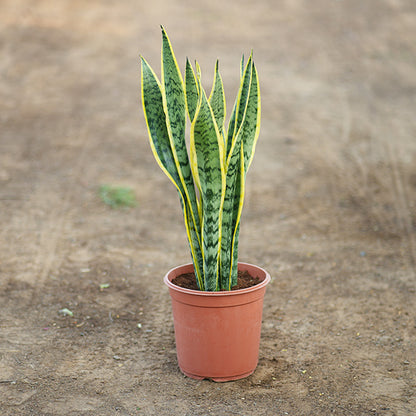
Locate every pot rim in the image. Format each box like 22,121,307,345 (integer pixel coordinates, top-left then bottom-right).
164,262,271,297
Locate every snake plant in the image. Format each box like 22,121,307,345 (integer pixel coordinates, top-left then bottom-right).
140,27,260,291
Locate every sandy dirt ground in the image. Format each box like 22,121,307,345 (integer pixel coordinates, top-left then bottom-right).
1,0,415,415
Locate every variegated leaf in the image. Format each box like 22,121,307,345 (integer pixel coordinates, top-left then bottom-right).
185,58,199,122
191,83,226,291
228,145,245,288
220,130,243,289
141,57,181,188
241,62,261,173
141,55,204,287
208,60,226,136
226,54,253,156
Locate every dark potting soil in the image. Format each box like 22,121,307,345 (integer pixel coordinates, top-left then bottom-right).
171,270,262,291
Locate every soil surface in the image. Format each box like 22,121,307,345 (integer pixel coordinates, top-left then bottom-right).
1,0,416,415
172,270,262,291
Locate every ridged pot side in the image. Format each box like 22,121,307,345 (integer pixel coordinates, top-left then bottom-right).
164,263,271,382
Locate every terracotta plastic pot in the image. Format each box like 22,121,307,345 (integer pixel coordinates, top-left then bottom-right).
164,262,271,382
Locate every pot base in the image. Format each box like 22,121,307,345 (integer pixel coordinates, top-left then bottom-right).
180,368,255,382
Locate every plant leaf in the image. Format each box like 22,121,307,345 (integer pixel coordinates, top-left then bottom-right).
240,54,245,78
141,57,182,187
185,58,199,122
220,56,260,288
229,145,245,288
241,61,261,173
161,27,190,188
208,60,226,135
141,38,203,287
160,27,204,284
226,54,253,157
191,83,226,291
220,132,243,288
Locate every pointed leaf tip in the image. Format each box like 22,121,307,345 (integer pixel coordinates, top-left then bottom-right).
161,25,168,39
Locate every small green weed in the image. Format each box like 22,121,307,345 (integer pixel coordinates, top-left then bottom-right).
99,184,137,209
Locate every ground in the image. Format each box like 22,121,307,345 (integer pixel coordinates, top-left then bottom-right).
1,0,415,415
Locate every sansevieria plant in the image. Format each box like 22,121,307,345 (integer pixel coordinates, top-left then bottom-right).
140,27,260,291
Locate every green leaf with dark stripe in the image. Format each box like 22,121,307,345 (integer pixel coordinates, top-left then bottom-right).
141,57,181,188
228,146,245,288
233,55,253,140
161,27,188,179
141,29,204,287
226,54,252,157
240,54,245,78
179,196,205,289
220,131,243,289
161,28,201,222
220,57,259,289
224,60,260,287
208,60,226,135
191,84,225,291
241,61,261,173
141,54,204,287
185,58,199,122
